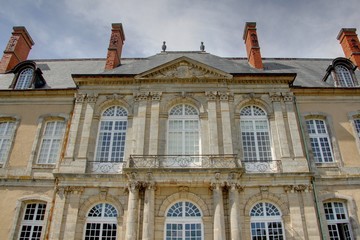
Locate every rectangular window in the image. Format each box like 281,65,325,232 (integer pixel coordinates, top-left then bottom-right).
19,203,46,240
0,121,16,164
306,119,334,163
37,121,65,164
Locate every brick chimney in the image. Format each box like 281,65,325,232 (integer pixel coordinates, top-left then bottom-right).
243,22,263,69
337,28,360,68
105,23,125,70
0,26,34,73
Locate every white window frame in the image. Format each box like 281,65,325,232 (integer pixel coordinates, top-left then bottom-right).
164,201,203,240
18,202,47,240
353,118,360,139
334,65,355,87
323,201,353,240
37,120,65,164
0,120,16,166
306,119,334,163
240,105,272,161
84,203,118,240
167,104,200,155
250,202,285,240
95,106,128,162
15,68,34,89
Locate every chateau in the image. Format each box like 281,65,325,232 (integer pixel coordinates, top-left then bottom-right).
0,22,360,239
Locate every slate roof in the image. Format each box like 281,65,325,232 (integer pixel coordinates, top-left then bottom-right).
0,51,359,90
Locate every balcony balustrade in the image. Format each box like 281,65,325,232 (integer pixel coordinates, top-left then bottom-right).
242,160,282,173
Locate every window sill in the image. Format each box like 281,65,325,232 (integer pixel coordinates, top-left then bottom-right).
32,164,56,169
315,162,338,168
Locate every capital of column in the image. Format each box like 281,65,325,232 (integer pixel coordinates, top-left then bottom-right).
64,186,84,195
226,182,244,192
86,93,98,103
150,91,162,101
269,92,282,102
127,181,142,193
218,91,234,101
205,91,217,101
283,93,294,102
142,181,157,190
210,182,226,191
134,92,149,101
75,93,86,103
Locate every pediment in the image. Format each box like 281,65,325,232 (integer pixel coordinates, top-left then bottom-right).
135,57,233,80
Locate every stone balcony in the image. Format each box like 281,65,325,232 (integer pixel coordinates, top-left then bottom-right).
87,155,282,174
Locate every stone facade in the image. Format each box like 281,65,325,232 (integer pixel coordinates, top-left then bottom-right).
0,23,360,240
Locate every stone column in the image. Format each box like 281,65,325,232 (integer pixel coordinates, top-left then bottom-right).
78,94,97,159
284,185,306,239
228,182,242,240
133,93,148,154
219,92,233,154
64,93,85,161
148,92,161,155
142,182,156,240
48,187,66,240
284,94,304,158
211,181,226,240
271,93,290,158
206,92,219,154
62,187,84,240
125,181,141,240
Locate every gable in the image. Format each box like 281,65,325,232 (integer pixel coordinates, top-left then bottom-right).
135,56,233,81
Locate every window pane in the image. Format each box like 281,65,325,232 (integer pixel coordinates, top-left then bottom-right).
335,65,354,87
20,203,46,240
0,121,15,163
15,68,33,89
38,121,65,164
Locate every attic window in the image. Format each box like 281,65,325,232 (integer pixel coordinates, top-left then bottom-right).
334,64,355,87
10,61,46,90
14,68,34,89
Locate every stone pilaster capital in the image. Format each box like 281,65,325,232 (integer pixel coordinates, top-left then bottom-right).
142,181,157,190
269,92,282,102
86,93,98,103
75,93,86,103
210,182,226,191
226,182,243,192
205,91,217,101
283,185,294,193
294,184,312,192
134,92,149,101
127,181,142,193
150,91,162,101
218,91,234,101
283,93,294,102
64,186,84,195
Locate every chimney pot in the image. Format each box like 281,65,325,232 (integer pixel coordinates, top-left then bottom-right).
105,23,125,70
337,28,360,68
243,22,263,69
0,26,34,73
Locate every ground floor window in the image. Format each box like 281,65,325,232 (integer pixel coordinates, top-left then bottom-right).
84,203,118,240
250,202,285,240
165,201,203,240
19,202,46,240
324,201,353,240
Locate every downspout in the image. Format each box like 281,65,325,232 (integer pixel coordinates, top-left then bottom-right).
294,96,326,240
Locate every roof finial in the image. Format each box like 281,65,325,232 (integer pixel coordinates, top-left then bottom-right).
162,41,167,52
200,42,205,51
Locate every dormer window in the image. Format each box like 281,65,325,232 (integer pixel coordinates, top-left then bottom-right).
334,65,355,87
323,57,358,87
15,68,34,89
9,61,46,90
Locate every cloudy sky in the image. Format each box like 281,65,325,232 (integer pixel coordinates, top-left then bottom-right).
0,0,359,59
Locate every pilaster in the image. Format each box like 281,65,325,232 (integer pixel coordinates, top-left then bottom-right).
206,92,219,154
148,92,161,155
142,180,156,240
227,182,243,240
125,180,141,240
210,179,226,240
133,92,148,154
219,92,233,154
48,187,66,240
62,186,84,240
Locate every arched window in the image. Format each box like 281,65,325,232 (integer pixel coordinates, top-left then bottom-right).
0,120,16,164
15,68,34,89
95,106,128,162
323,201,353,239
168,104,199,155
19,202,47,240
250,202,285,239
37,120,66,164
84,203,118,240
305,119,334,163
165,201,203,240
335,65,355,87
240,105,272,161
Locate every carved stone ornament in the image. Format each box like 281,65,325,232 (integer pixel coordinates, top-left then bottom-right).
75,93,86,103
99,187,109,200
205,91,217,101
218,92,229,101
64,186,84,194
106,93,124,100
87,93,98,103
260,186,269,193
209,182,225,191
283,94,294,102
135,58,233,80
134,92,149,101
150,92,162,101
270,93,282,102
226,182,243,191
127,181,142,192
294,185,308,192
143,182,156,190
283,185,294,193
178,186,189,192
